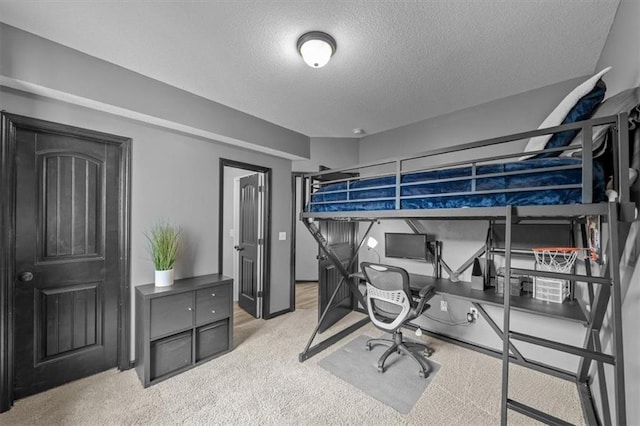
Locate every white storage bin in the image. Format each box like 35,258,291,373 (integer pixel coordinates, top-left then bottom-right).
533,277,569,303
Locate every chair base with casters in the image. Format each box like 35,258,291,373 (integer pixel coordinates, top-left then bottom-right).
366,329,434,378
360,262,436,379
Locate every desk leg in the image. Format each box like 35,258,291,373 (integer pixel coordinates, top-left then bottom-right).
500,205,513,426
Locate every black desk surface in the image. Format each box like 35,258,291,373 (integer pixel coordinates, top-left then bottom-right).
351,271,586,323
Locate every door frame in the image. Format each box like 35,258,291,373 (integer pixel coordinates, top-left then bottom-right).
0,112,132,412
290,171,311,311
218,159,272,318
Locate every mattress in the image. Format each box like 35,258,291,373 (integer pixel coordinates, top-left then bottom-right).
308,158,606,213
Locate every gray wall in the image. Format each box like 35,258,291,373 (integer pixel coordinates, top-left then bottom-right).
595,0,640,97
0,87,294,358
293,137,359,282
358,76,585,164
0,22,303,360
293,136,360,173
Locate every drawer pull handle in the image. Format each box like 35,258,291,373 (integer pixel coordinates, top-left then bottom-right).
211,310,216,314
211,293,216,297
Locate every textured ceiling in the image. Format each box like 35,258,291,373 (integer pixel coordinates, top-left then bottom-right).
0,1,620,138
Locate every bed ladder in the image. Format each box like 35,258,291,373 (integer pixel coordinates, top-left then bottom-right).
500,203,626,425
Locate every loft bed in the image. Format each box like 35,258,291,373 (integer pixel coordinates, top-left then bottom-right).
302,81,639,222
298,86,640,425
303,113,636,220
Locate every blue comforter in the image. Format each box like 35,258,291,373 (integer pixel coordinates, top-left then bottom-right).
309,158,605,212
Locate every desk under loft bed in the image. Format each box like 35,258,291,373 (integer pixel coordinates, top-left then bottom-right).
298,108,639,425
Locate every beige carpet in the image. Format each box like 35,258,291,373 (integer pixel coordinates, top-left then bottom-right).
0,308,584,425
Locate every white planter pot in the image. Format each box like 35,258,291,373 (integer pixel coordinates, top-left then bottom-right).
155,269,174,287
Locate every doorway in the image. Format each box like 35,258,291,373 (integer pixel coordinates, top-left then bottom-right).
219,159,271,319
0,113,131,412
291,173,319,312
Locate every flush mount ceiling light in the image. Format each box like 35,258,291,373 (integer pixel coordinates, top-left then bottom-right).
297,31,337,68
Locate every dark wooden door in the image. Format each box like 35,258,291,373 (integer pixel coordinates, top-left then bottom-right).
317,221,357,333
237,173,260,318
13,125,121,399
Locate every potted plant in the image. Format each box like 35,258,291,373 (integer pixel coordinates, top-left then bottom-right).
145,222,182,287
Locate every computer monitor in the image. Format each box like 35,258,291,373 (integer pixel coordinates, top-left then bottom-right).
384,233,430,260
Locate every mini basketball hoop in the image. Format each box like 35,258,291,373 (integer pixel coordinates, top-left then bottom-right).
532,247,595,273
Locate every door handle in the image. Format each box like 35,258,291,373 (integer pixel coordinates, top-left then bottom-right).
18,271,34,282
316,255,328,261
234,245,245,251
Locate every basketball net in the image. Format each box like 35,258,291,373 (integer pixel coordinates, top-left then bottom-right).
532,247,592,273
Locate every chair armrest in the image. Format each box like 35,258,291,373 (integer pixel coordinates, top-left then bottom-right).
409,284,436,319
418,284,435,299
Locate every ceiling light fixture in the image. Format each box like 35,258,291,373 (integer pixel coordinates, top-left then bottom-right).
297,31,337,68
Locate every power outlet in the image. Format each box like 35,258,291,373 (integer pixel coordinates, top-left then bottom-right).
440,300,448,312
466,307,479,324
469,307,478,320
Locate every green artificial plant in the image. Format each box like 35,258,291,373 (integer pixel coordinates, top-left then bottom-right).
145,222,182,271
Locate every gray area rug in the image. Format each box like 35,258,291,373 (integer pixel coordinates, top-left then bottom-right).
319,334,441,414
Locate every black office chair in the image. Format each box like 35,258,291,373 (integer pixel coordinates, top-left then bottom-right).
361,262,435,378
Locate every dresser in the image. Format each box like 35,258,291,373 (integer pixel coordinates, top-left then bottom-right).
135,274,233,387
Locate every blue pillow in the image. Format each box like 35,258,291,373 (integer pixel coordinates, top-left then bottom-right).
533,79,606,159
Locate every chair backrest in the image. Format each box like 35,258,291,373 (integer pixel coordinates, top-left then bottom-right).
361,262,412,331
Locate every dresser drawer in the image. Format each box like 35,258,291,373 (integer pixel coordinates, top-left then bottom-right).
196,319,229,362
150,292,193,339
150,331,192,381
195,284,230,325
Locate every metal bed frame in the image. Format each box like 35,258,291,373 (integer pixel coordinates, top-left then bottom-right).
298,113,635,425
